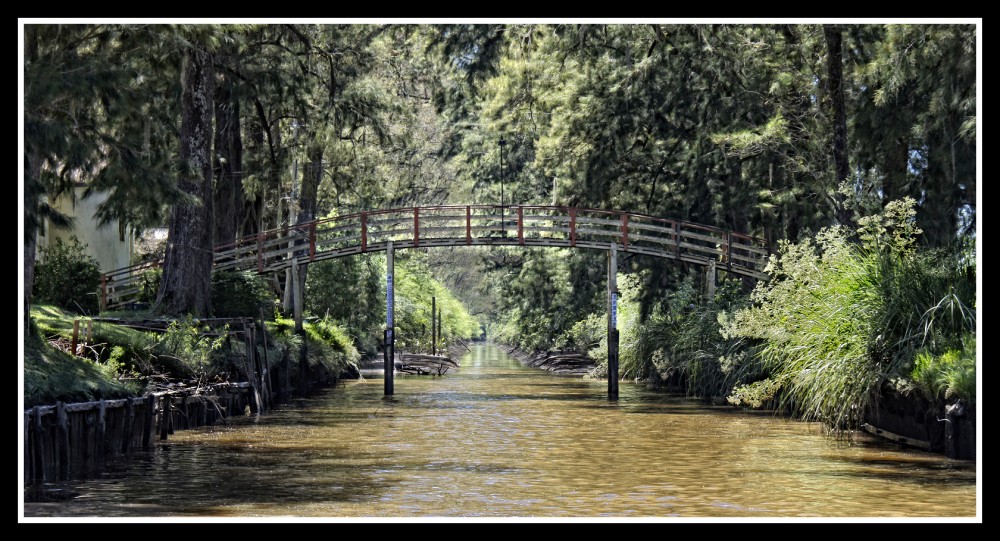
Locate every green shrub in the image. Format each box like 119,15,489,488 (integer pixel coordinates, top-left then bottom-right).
910,334,976,406
724,198,976,429
212,270,277,317
33,236,101,315
136,267,162,304
154,316,228,380
266,315,360,379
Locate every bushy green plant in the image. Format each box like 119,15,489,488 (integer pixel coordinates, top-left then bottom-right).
33,236,102,314
212,270,277,317
154,317,227,380
266,315,359,378
631,274,759,398
559,313,604,352
724,198,976,430
910,334,976,406
97,345,140,383
724,223,892,428
136,267,162,304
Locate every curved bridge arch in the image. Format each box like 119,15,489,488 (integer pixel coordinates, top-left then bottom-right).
101,205,769,310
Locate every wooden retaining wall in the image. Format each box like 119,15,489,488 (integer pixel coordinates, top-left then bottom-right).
23,383,255,486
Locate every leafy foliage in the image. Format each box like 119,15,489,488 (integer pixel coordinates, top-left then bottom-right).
154,317,228,381
22,23,977,433
266,315,360,379
33,236,102,315
24,337,140,409
724,199,976,429
392,252,482,352
211,271,277,317
909,335,976,406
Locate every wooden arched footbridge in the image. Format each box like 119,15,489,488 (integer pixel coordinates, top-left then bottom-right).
101,205,769,309
100,205,770,399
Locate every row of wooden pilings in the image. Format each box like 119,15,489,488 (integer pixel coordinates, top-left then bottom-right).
24,301,365,487
23,314,305,487
23,383,258,486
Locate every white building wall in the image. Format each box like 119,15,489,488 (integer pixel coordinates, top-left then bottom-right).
37,187,132,273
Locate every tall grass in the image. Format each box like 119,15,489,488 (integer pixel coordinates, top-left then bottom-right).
725,198,976,429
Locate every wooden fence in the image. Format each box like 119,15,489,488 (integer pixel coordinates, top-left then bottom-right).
24,383,256,486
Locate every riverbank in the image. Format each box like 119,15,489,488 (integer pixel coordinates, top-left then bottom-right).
356,339,474,378
495,343,595,374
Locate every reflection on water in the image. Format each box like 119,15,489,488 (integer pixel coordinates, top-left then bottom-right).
22,344,977,518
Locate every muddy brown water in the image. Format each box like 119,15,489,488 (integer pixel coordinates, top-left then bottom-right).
21,344,978,519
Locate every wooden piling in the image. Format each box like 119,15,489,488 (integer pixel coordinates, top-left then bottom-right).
71,320,80,356
32,406,45,482
258,308,274,403
143,394,155,449
122,398,135,453
97,399,106,463
706,259,716,300
160,395,171,440
385,240,395,396
57,402,69,479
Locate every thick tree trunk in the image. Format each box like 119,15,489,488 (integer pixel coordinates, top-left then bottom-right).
24,27,40,341
213,65,243,247
824,25,852,227
292,144,323,332
157,47,215,316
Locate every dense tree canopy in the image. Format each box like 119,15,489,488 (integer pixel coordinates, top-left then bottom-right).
23,22,977,402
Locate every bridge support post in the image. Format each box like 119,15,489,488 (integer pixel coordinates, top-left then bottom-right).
292,258,304,333
385,240,395,396
608,243,619,400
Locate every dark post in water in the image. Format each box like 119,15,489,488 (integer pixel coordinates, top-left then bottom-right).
385,240,395,396
431,296,437,355
608,242,619,399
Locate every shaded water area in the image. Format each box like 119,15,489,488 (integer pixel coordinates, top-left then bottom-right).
22,344,977,519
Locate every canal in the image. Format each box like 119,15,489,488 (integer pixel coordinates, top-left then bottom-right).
22,344,978,518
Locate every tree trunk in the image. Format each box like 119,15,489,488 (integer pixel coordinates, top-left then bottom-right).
157,47,215,316
299,144,321,232
24,27,41,341
882,135,910,206
824,24,852,227
920,127,957,247
281,135,299,316
292,144,323,332
213,61,244,247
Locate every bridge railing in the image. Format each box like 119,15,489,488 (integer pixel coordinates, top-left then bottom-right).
100,206,769,309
